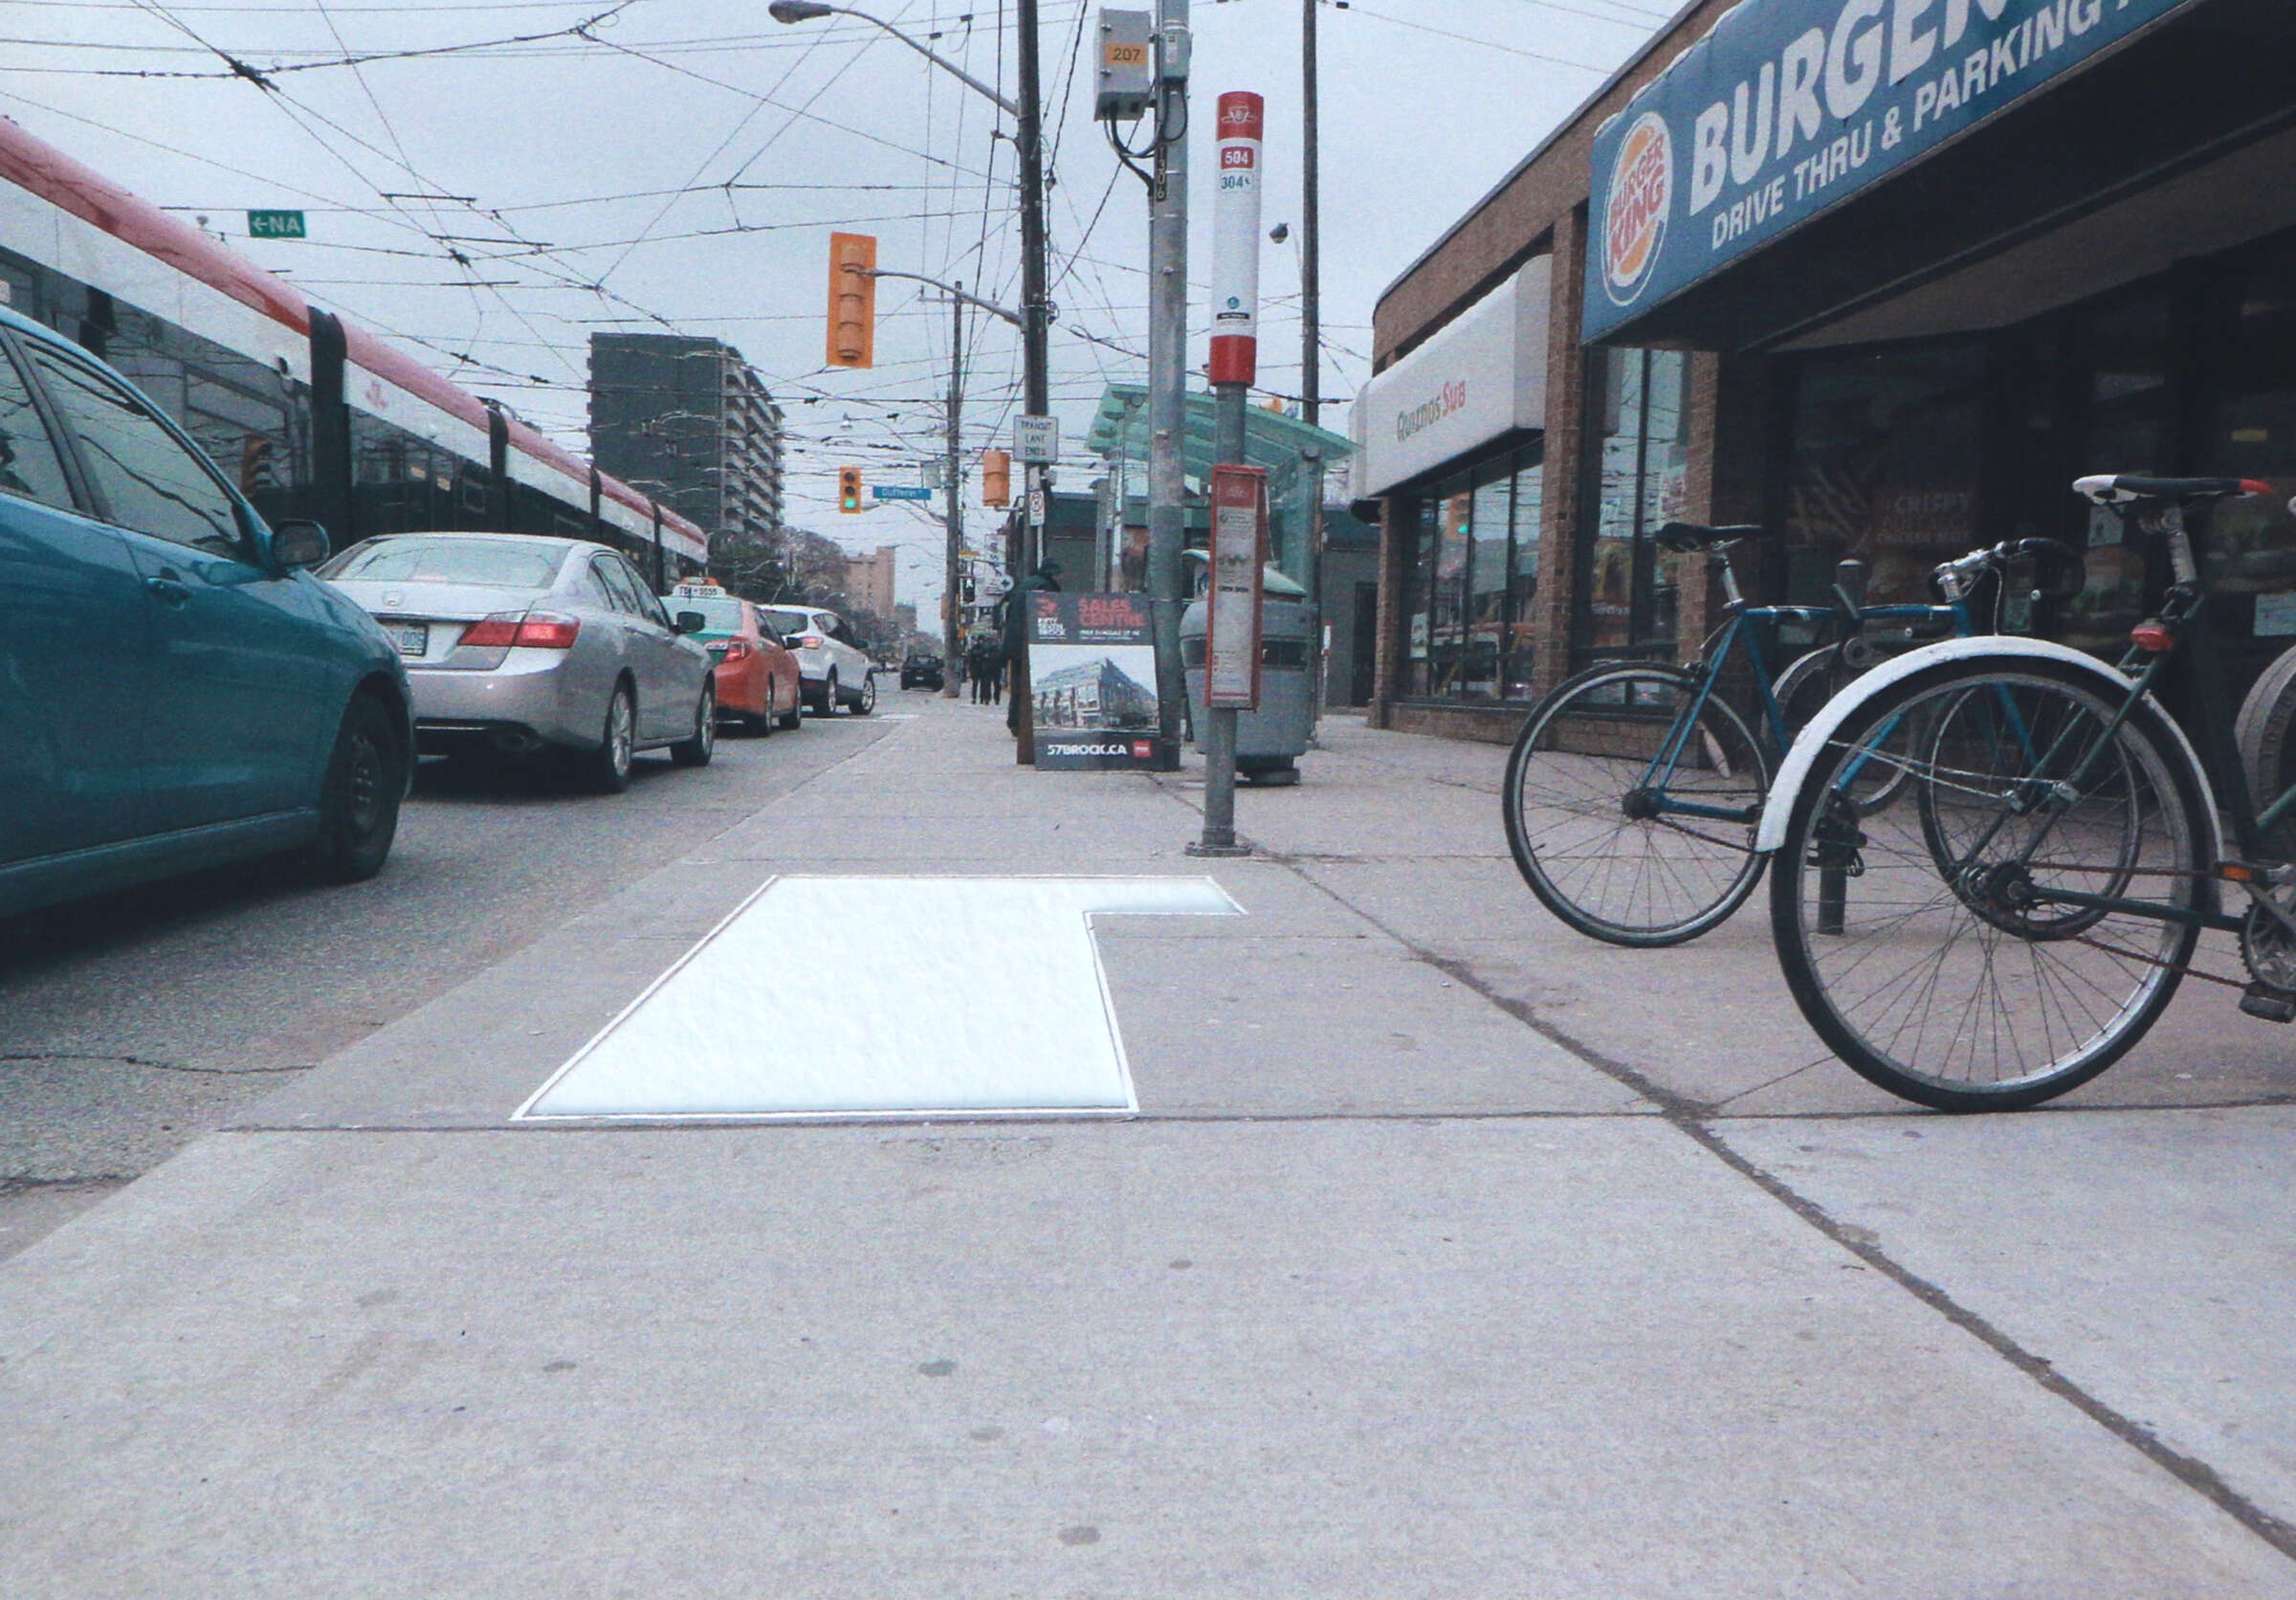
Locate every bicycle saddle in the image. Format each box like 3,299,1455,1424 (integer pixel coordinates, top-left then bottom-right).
1655,521,1765,552
2074,474,2270,505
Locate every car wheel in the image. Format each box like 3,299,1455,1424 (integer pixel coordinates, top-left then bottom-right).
307,691,405,883
779,691,803,732
817,670,839,716
672,683,717,767
853,673,876,716
585,682,636,793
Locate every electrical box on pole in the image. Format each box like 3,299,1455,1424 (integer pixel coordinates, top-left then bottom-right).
1095,11,1155,120
838,466,863,513
982,449,1011,507
826,232,877,368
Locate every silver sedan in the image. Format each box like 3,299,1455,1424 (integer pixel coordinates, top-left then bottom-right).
320,532,716,791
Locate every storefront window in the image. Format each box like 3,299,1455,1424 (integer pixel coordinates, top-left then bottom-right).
1507,458,1543,699
1779,342,1985,608
1467,478,1511,697
1578,347,1688,665
2204,247,2296,673
1392,442,1545,702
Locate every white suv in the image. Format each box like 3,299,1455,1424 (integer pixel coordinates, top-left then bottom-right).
762,605,876,716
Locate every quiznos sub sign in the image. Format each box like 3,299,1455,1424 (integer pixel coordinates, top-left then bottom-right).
1583,0,2194,340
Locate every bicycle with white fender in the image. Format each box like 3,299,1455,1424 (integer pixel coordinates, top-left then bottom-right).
1760,474,2296,1111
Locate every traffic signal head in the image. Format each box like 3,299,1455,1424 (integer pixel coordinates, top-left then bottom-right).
838,466,862,513
827,232,877,368
982,449,1010,508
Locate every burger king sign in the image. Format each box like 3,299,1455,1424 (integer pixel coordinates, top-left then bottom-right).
1601,111,1673,310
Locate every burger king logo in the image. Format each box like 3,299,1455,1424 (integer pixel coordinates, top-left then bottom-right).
1601,111,1672,308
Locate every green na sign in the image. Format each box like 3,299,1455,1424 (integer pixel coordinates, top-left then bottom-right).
246,210,307,240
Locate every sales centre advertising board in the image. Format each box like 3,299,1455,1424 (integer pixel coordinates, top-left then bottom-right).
1028,592,1168,770
1582,0,2198,343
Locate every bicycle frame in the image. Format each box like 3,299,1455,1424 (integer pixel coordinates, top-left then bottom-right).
1639,560,1969,828
1912,502,2283,937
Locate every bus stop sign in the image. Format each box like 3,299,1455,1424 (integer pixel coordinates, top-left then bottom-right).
1205,463,1266,710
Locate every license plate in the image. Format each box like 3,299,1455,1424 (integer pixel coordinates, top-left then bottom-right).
387,622,429,658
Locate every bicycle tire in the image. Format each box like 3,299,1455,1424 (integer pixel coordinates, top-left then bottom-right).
1772,642,1916,815
2235,638,2296,852
1504,662,1769,947
1771,657,2205,1111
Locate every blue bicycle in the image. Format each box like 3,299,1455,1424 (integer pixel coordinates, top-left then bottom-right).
1501,523,2077,946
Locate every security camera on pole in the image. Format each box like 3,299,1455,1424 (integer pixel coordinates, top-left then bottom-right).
1190,88,1264,858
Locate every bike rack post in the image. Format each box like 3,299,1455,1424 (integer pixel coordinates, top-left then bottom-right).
1818,862,1847,936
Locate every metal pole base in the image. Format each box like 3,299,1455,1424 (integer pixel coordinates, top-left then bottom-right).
1186,837,1252,857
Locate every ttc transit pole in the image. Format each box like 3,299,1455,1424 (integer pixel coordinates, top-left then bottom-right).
1144,0,1192,769
1191,88,1262,857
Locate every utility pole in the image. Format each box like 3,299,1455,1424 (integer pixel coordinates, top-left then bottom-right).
1145,0,1191,767
1300,0,1319,431
1012,0,1050,765
942,283,965,697
1298,0,1326,692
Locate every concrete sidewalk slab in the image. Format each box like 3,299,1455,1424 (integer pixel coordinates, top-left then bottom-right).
4,1120,2289,1599
12,695,2296,1593
1716,1106,2296,1532
1105,932,1646,1117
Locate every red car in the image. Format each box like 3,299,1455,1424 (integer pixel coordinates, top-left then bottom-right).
669,589,804,734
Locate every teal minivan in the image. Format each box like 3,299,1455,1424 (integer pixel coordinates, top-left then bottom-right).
0,304,412,919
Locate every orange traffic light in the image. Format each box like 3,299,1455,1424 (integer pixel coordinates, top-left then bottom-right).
827,232,877,368
982,448,1010,508
838,466,863,514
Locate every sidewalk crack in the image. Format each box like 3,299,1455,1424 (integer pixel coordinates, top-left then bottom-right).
1266,850,2296,1567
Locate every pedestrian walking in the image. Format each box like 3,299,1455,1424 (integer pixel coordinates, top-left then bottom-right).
966,635,992,704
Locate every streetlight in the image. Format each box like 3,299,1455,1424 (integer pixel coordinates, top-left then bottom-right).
771,0,1053,757
766,0,1046,427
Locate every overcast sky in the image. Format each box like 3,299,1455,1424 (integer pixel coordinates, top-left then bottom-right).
0,0,1673,609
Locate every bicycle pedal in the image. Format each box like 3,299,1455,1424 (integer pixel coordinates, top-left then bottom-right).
2240,983,2296,1024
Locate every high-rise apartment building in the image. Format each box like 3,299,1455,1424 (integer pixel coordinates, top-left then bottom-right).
588,334,784,556
843,544,897,621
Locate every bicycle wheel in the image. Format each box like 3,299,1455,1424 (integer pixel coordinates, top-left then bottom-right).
1771,658,2206,1110
1913,679,2141,938
1772,643,1917,815
1504,663,1769,946
2235,638,2296,853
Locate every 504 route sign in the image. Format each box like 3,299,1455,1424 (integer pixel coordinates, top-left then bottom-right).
247,210,306,240
872,484,934,501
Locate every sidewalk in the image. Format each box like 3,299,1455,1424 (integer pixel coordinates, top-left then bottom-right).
2,696,2292,1596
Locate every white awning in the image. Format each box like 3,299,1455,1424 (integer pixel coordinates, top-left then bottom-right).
1352,256,1549,497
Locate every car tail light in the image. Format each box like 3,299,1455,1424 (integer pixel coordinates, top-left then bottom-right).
457,611,523,648
718,640,753,662
515,611,581,649
457,611,580,650
798,633,826,650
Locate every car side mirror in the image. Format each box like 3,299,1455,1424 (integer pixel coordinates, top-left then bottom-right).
673,610,707,634
270,520,330,571
783,634,806,650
